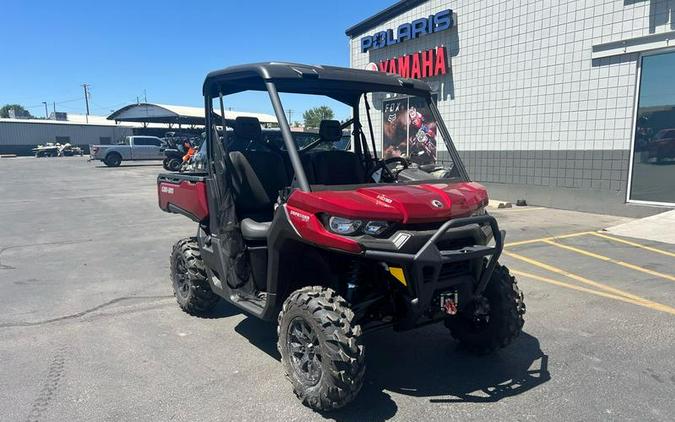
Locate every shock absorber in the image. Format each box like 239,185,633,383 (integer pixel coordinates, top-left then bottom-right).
345,259,361,303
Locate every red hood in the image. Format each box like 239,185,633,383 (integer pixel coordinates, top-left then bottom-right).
287,182,488,223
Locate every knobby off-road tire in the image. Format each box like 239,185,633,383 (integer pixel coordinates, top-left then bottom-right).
170,238,219,315
167,158,182,172
277,286,365,411
445,264,526,354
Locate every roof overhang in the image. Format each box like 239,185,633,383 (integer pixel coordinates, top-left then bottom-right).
345,0,428,38
107,103,277,125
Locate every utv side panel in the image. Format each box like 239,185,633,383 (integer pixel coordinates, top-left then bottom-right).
157,173,209,222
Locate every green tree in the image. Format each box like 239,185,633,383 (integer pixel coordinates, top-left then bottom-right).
0,104,32,118
303,106,334,128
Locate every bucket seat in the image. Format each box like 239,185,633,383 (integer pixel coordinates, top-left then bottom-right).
228,117,289,240
303,120,365,185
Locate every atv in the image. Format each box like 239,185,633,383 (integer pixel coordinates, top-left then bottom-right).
157,62,525,411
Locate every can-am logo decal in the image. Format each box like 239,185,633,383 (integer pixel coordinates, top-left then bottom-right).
160,185,174,194
360,9,454,53
375,46,447,79
431,199,444,208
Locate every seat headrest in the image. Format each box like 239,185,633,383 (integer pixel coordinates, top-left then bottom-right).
319,120,342,143
233,117,262,140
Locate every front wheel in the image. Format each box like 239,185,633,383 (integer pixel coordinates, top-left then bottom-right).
170,238,219,315
445,264,526,354
277,286,365,411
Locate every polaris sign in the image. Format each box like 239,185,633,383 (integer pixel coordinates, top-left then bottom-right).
360,9,454,53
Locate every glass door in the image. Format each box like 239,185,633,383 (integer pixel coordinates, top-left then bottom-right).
629,51,675,204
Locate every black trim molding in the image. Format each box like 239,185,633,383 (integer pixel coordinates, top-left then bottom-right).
345,0,429,38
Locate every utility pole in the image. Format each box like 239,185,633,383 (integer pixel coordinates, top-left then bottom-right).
52,102,56,115
287,109,293,126
143,89,147,103
82,83,90,123
42,102,48,119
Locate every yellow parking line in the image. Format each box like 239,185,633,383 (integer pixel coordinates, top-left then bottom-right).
543,240,675,283
590,232,675,259
504,250,654,302
505,231,593,248
511,270,675,316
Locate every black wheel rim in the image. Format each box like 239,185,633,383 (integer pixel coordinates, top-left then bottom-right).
287,317,322,386
173,256,190,299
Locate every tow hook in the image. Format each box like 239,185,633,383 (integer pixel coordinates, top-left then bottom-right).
440,291,459,315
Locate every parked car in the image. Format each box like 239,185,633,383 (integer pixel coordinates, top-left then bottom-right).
643,129,675,163
89,136,167,167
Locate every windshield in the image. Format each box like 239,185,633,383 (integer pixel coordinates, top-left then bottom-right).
205,89,463,186
375,93,442,166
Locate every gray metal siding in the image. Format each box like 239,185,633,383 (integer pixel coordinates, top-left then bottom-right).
0,121,133,150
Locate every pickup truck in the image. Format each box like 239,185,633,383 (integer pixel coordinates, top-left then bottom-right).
89,136,167,167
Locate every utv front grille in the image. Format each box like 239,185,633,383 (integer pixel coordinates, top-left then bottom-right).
421,261,471,284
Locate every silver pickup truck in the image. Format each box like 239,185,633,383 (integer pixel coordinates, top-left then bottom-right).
90,136,167,167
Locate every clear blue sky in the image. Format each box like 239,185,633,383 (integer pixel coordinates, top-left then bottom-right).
0,0,392,121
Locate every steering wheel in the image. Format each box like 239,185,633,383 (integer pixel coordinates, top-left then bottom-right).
367,157,409,183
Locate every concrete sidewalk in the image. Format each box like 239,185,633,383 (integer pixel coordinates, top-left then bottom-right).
605,209,675,244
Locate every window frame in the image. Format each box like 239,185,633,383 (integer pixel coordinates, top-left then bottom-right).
626,47,675,207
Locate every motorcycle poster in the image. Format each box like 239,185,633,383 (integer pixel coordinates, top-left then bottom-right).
382,96,438,165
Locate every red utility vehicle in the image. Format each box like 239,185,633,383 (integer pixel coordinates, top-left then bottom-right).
158,63,525,411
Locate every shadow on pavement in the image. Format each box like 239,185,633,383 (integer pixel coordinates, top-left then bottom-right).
196,300,242,320
232,315,550,421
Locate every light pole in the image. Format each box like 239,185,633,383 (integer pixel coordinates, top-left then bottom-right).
42,102,48,119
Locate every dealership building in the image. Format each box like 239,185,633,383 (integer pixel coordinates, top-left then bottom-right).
347,0,675,216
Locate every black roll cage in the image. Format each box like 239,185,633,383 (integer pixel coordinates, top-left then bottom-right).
202,63,470,192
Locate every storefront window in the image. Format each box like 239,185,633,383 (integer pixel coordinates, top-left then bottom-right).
630,51,675,204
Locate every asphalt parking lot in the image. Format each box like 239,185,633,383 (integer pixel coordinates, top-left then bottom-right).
1,157,674,422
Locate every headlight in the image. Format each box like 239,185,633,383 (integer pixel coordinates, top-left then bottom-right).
328,216,362,235
363,221,389,236
325,216,390,236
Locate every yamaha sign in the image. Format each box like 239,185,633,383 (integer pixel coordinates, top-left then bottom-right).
360,9,454,53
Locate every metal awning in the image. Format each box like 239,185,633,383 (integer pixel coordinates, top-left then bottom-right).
107,103,277,126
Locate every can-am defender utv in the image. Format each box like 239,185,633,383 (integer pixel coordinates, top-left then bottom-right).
158,63,525,411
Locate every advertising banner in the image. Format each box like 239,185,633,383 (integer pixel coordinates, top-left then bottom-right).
382,96,437,165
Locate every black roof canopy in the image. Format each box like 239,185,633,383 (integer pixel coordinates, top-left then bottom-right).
345,0,427,38
203,62,431,104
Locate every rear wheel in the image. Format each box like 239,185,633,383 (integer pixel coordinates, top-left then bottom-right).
167,158,182,171
277,286,365,411
104,152,122,167
170,238,219,315
445,264,525,354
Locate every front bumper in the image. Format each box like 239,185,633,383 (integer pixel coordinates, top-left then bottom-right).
363,215,504,329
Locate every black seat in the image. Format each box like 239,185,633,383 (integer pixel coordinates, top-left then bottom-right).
227,117,289,238
304,120,365,185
